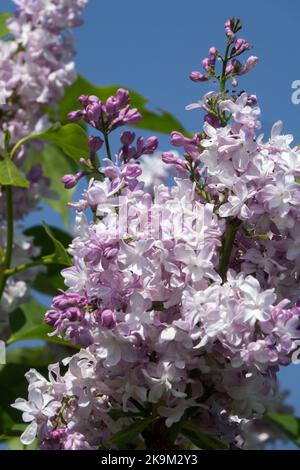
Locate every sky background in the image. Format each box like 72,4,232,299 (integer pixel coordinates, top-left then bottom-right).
1,0,300,449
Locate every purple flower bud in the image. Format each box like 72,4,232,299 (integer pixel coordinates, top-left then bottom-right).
170,131,186,147
103,246,119,259
209,47,217,61
238,56,259,75
136,136,144,156
52,292,87,310
202,58,210,71
105,96,119,115
162,152,179,164
121,131,136,146
204,114,221,128
233,38,252,55
45,310,60,327
88,95,101,103
189,71,209,82
125,163,142,178
68,110,84,122
116,88,130,107
161,152,186,170
225,17,235,38
78,95,89,106
50,428,66,441
143,136,159,154
123,107,142,125
101,309,117,328
88,136,103,153
50,429,66,442
61,171,85,189
67,307,84,321
111,107,142,130
61,174,78,189
86,101,102,123
225,61,234,75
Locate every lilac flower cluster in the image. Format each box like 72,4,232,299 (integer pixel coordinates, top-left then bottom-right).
69,89,142,133
0,0,87,336
190,17,258,84
63,89,158,188
13,18,300,450
0,0,87,150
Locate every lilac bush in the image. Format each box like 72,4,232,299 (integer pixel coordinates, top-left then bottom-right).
12,18,300,449
0,0,87,336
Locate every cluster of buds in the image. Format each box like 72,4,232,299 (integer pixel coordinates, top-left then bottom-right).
62,92,158,189
190,17,258,86
118,131,158,163
68,89,142,133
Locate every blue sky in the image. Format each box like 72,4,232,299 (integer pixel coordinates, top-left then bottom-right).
1,0,300,448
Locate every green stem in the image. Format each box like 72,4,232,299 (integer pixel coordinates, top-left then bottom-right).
220,42,231,99
4,259,47,277
218,218,240,281
0,186,14,299
103,130,112,161
100,110,113,162
103,130,112,160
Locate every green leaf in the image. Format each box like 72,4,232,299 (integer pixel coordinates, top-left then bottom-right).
8,322,74,346
41,222,71,266
25,224,72,257
41,124,89,161
0,12,11,37
266,413,300,446
24,224,72,295
30,271,65,296
7,299,46,343
7,436,38,450
11,123,89,162
182,423,228,450
7,300,76,346
108,417,156,447
0,158,29,188
58,75,186,135
24,144,77,226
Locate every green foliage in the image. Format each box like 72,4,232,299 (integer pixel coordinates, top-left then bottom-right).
58,75,186,135
11,123,89,162
108,417,157,447
7,299,73,346
24,144,77,226
41,124,89,162
7,299,46,345
24,224,72,296
41,222,71,266
267,412,300,447
0,158,29,188
0,12,11,37
182,422,228,450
